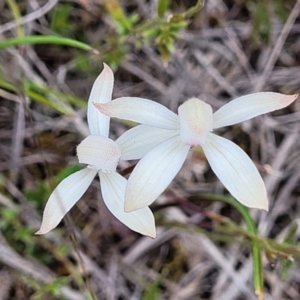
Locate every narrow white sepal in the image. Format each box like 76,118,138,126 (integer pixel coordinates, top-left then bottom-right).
99,171,156,238
117,125,178,160
94,97,179,130
202,133,268,210
88,63,114,136
125,136,190,211
213,92,298,129
36,168,97,234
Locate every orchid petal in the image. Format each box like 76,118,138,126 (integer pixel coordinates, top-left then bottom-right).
88,63,114,136
77,135,121,171
94,97,179,130
36,168,97,234
99,171,156,238
117,125,178,160
125,136,190,211
213,92,298,129
202,133,268,210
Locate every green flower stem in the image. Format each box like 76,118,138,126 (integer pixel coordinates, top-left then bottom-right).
203,214,300,259
200,194,264,299
160,194,299,299
0,35,99,53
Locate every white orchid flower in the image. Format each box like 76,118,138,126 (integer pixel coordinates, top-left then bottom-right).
37,64,156,238
94,92,298,212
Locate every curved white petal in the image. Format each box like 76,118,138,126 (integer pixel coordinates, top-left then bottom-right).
99,171,156,238
125,136,190,211
117,125,178,160
88,63,114,136
202,133,268,210
94,97,179,130
213,92,298,129
36,168,97,234
77,135,121,171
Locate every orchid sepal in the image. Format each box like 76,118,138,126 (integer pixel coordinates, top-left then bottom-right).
94,97,179,130
36,168,97,234
88,63,114,136
213,92,298,129
125,136,190,212
202,133,268,210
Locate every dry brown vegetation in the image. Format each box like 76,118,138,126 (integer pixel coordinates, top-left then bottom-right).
1,0,300,299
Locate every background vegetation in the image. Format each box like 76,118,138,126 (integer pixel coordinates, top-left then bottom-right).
0,0,300,299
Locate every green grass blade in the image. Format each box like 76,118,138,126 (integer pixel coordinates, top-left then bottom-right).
0,35,99,53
